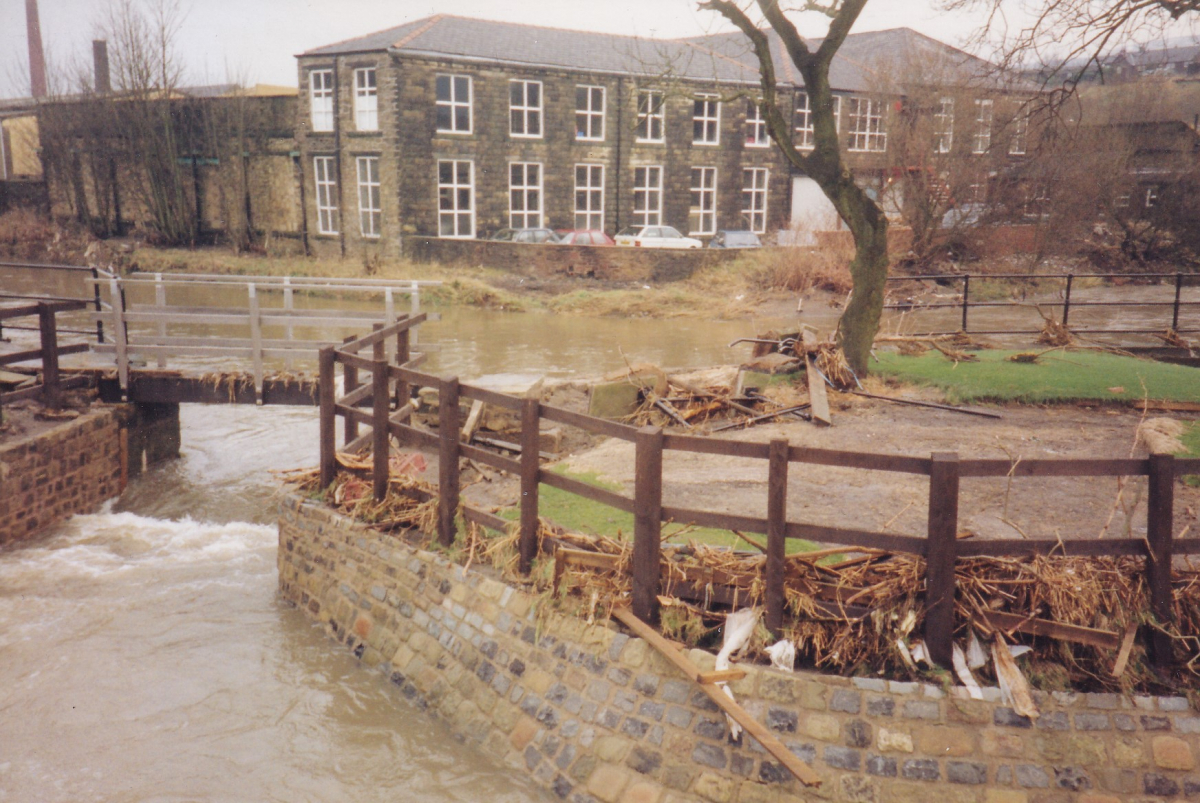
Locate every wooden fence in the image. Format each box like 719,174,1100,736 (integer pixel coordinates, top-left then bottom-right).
320,321,1200,667
886,271,1198,337
0,297,90,412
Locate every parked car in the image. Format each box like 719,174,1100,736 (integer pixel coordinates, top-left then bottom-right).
614,225,702,249
707,230,762,249
556,229,615,246
490,228,561,243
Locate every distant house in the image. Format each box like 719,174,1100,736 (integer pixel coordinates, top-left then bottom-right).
294,15,1028,255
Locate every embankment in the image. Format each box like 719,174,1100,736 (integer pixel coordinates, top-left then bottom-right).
279,494,1200,803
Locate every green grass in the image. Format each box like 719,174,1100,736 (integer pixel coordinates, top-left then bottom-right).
873,350,1200,404
1180,421,1200,488
503,469,821,554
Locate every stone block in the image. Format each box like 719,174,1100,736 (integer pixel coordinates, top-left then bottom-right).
915,725,977,758
1152,735,1195,771
586,762,631,802
803,713,841,742
877,727,914,753
691,772,734,803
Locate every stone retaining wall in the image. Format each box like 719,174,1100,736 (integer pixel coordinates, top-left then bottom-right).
279,495,1200,803
0,408,123,544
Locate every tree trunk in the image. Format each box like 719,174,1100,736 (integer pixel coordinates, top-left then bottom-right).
841,215,889,376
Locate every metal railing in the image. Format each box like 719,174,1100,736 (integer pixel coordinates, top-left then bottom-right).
884,271,1198,337
85,271,441,402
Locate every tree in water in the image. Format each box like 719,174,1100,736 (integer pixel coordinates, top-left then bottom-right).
700,0,888,377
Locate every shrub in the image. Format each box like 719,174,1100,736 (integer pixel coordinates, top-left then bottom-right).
0,208,53,245
741,246,854,295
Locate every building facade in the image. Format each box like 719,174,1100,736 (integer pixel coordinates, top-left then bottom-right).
294,15,1023,257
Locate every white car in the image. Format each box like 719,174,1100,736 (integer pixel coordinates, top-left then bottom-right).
614,225,703,249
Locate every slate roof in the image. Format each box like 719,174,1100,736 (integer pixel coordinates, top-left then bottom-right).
300,14,996,93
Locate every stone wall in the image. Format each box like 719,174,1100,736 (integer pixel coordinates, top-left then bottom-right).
0,408,124,544
403,238,744,282
279,495,1200,803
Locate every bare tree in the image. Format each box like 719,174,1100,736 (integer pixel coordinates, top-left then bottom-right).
699,0,888,377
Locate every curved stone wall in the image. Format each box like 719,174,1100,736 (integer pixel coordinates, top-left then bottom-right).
278,495,1200,803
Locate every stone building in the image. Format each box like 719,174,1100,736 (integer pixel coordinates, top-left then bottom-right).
295,15,1023,257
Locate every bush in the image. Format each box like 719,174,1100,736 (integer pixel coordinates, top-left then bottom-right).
0,208,53,245
740,247,853,295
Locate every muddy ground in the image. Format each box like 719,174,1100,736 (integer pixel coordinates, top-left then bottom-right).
463,381,1199,549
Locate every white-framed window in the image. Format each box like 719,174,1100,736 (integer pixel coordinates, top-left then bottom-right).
795,92,840,149
510,80,543,138
1009,114,1029,155
848,97,886,152
354,67,378,131
576,85,605,141
632,166,663,226
509,162,543,229
437,159,474,238
745,101,768,148
693,95,720,145
742,167,768,233
973,99,993,154
356,155,380,238
636,90,665,143
689,167,717,235
574,164,605,230
435,73,472,134
934,97,954,154
310,69,334,132
313,155,338,235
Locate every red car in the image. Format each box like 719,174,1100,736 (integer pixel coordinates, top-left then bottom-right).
556,229,615,246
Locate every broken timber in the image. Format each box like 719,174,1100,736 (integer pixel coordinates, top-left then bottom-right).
611,606,822,788
801,331,831,426
849,390,1003,420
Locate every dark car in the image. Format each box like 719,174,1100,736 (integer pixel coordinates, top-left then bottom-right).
707,230,763,249
556,229,615,246
490,228,561,243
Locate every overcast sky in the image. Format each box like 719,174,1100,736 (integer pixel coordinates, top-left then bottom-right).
2,0,1019,98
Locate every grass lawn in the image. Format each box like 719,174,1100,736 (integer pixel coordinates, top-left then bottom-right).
500,469,821,555
873,349,1200,404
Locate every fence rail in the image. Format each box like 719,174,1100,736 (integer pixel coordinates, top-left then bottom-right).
0,298,90,413
317,323,1200,668
885,271,1198,337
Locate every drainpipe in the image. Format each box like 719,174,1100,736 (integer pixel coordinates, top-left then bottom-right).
333,56,346,258
615,76,624,233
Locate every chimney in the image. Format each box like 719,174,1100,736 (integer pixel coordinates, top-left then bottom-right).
93,40,111,94
25,0,47,98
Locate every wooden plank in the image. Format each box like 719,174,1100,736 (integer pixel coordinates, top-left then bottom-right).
698,669,747,683
460,383,524,410
662,433,770,459
438,377,461,546
849,390,1002,419
389,421,440,450
459,442,521,474
1177,459,1200,477
318,346,337,488
633,427,664,623
660,505,768,535
0,343,88,366
802,331,831,426
461,399,484,442
540,471,636,513
766,438,788,634
611,607,822,788
981,610,1120,651
788,446,931,475
540,403,639,441
958,458,1150,478
785,522,928,555
1112,623,1139,678
1147,453,1176,666
1135,400,1200,413
519,397,541,575
958,538,1146,558
924,452,960,667
342,335,359,444
372,360,390,502
462,504,510,534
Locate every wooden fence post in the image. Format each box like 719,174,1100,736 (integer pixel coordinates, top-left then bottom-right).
1147,452,1176,666
342,334,358,444
924,451,960,667
633,425,664,624
36,303,62,411
438,376,461,546
519,397,541,574
766,438,789,634
1062,273,1075,327
372,356,390,502
394,318,410,411
318,346,337,489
